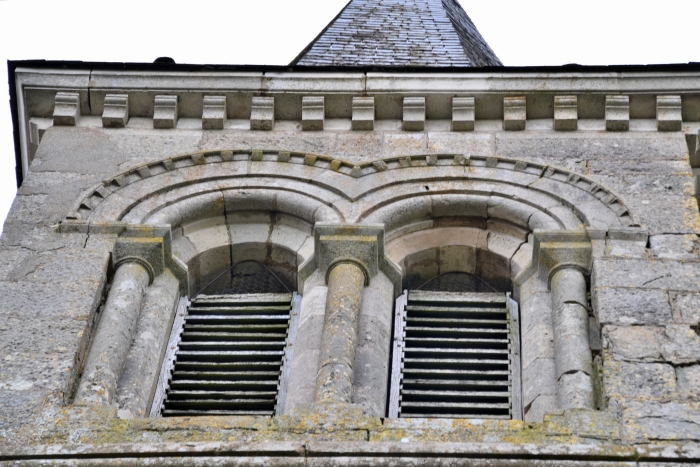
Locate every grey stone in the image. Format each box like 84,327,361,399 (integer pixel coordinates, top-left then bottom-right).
604,325,664,362
593,287,672,325
593,258,700,292
670,291,700,323
116,269,180,417
53,92,80,126
102,94,129,128
302,96,325,131
503,96,526,131
74,262,151,406
605,361,677,402
315,262,366,405
650,234,700,260
352,97,374,131
202,95,227,130
153,95,178,129
250,96,275,131
606,95,629,131
402,97,425,131
554,95,577,131
657,95,682,132
451,97,474,131
677,365,700,399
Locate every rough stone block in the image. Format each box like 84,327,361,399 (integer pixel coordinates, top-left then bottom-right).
52,92,80,126
677,365,700,399
605,95,629,131
657,95,682,132
593,287,672,325
153,95,178,129
352,97,374,131
302,96,324,131
524,394,558,424
605,235,648,258
202,95,227,130
593,258,700,291
660,324,700,364
670,291,700,323
451,97,474,131
250,96,275,131
101,94,129,128
522,323,554,369
523,358,557,408
402,97,425,131
554,95,577,131
604,325,664,362
621,400,700,442
503,96,526,131
605,361,677,401
650,234,699,260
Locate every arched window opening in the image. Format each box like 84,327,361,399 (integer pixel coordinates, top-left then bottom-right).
152,257,301,418
389,271,522,421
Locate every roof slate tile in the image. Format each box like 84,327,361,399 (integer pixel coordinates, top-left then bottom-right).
291,0,501,67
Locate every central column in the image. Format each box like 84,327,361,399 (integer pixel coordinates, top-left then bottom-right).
314,261,367,404
551,267,595,410
75,261,152,405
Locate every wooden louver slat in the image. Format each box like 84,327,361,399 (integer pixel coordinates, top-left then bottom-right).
156,293,296,417
389,290,521,420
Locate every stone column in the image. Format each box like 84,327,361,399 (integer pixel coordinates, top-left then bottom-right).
550,267,595,410
314,261,367,404
74,261,152,405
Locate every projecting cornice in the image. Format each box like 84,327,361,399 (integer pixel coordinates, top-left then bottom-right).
13,67,700,182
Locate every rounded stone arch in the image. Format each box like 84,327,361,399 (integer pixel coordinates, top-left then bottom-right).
67,148,634,298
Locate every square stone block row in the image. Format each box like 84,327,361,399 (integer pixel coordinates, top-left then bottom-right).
51,92,684,132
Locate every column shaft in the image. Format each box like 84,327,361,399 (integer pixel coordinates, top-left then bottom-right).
75,262,151,405
551,268,595,410
314,262,365,405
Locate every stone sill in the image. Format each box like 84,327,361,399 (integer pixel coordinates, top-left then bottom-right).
2,440,698,465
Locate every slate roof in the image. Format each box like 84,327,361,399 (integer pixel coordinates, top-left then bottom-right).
291,0,502,67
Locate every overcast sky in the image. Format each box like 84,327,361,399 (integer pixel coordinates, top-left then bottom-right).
1,0,699,233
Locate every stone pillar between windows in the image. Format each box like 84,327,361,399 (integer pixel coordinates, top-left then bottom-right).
314,261,367,404
550,267,595,411
74,260,152,405
300,224,401,414
74,232,167,407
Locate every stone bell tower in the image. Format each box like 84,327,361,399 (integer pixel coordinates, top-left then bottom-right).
4,0,700,465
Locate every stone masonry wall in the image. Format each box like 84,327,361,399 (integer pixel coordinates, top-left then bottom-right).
1,120,700,461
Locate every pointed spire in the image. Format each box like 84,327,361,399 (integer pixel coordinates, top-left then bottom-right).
291,0,502,67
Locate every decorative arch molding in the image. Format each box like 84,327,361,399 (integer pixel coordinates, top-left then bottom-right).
66,148,635,231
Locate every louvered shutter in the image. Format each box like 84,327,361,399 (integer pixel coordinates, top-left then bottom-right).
389,290,522,419
151,292,300,417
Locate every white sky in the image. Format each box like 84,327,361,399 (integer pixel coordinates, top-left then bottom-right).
1,0,699,233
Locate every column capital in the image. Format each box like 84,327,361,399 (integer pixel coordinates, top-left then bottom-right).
299,224,402,296
113,226,171,284
516,230,592,288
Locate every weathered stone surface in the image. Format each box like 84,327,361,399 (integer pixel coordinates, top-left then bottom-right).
594,258,700,291
605,361,677,402
671,291,700,323
677,365,700,400
74,262,151,406
650,234,700,260
315,262,366,405
117,269,181,418
604,325,664,362
593,287,672,325
621,400,700,442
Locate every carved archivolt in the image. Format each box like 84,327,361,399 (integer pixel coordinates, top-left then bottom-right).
67,148,634,230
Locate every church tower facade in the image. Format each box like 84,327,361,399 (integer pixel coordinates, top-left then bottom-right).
3,1,700,464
